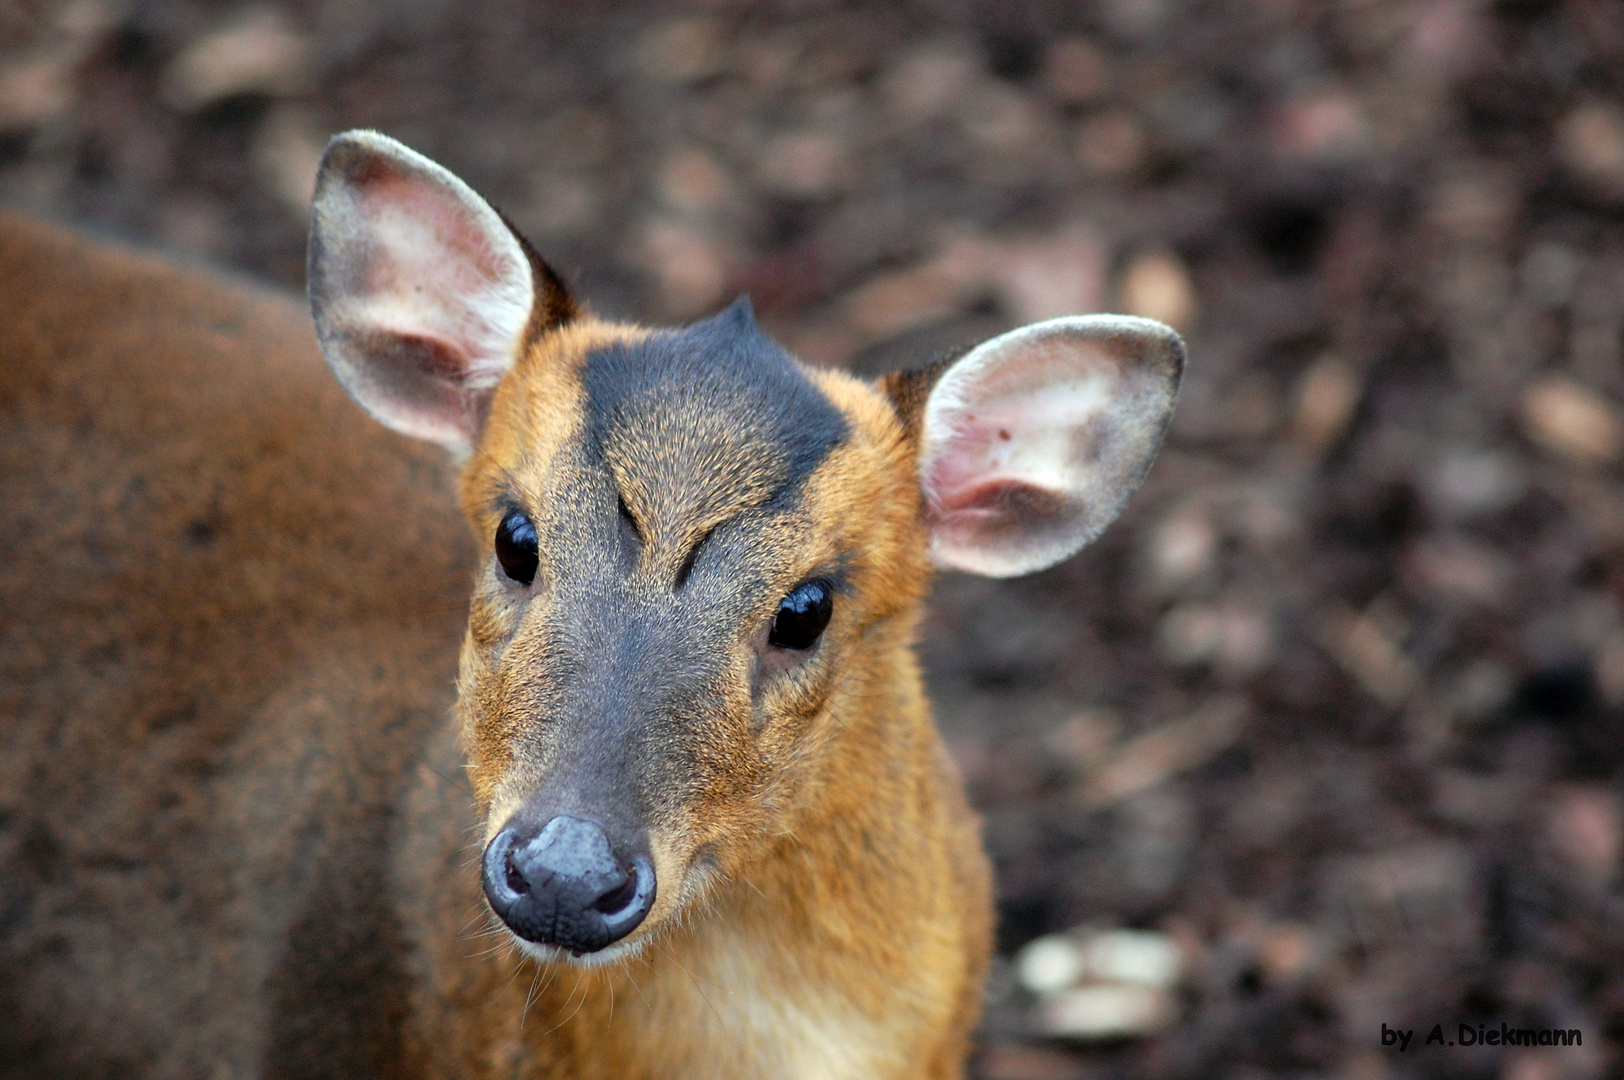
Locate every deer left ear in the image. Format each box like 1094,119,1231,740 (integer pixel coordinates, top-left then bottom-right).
891,315,1183,578
307,130,576,453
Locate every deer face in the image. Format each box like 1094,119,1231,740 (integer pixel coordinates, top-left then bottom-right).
307,131,1181,961
453,308,931,960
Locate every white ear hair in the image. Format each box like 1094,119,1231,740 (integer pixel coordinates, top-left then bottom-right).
917,315,1183,578
308,129,537,452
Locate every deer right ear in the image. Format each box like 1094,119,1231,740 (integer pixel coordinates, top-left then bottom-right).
885,315,1183,578
307,130,575,452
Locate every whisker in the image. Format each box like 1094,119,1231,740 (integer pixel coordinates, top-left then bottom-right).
520,965,544,1030
655,939,723,1027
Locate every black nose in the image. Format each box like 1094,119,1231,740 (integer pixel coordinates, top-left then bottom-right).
481,815,656,955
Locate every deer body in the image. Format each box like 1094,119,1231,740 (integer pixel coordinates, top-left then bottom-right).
0,132,1180,1079
0,212,469,1077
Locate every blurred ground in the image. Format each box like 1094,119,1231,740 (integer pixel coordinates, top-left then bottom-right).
4,1,1624,1077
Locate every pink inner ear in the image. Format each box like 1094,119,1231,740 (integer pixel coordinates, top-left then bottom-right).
930,481,1032,529
341,165,530,388
915,316,1182,576
360,177,500,326
929,471,1069,531
925,401,1061,517
311,132,540,451
362,172,512,293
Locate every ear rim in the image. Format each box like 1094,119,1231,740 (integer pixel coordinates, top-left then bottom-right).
307,129,575,452
908,313,1184,579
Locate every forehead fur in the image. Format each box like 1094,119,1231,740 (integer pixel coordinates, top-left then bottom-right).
579,299,848,534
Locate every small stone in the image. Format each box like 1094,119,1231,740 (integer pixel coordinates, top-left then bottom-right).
1102,0,1179,43
1519,243,1583,310
1289,355,1362,454
1117,789,1193,897
1074,109,1148,177
878,42,982,127
1257,923,1325,983
776,318,859,369
1211,376,1280,442
1037,985,1176,1040
1547,785,1621,888
1431,768,1529,827
1120,249,1195,331
1426,171,1520,244
1568,591,1619,650
1422,450,1528,518
1271,89,1370,163
736,35,796,92
1228,770,1308,847
523,173,601,239
1327,841,1476,949
1042,707,1122,771
755,130,851,198
1143,504,1218,597
54,0,119,39
639,218,735,317
1556,99,1624,199
1571,322,1622,387
1229,484,1300,548
635,15,729,85
1158,604,1274,677
533,108,618,172
843,236,987,341
963,83,1046,161
1340,1050,1390,1080
656,146,737,217
1043,38,1111,106
1317,602,1416,707
1016,935,1087,997
1404,0,1487,76
250,106,326,217
161,9,314,110
844,266,963,340
1560,474,1624,544
1405,534,1512,607
1081,928,1184,988
1080,696,1248,809
1522,377,1624,465
989,222,1107,323
0,49,77,131
1446,659,1514,721
1148,79,1232,152
1501,1051,1563,1080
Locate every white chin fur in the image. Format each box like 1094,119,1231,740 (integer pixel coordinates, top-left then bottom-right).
506,930,653,969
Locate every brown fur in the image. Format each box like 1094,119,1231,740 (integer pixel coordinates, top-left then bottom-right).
0,212,992,1078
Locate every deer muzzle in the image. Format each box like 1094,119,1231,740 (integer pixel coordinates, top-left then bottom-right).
481,814,657,955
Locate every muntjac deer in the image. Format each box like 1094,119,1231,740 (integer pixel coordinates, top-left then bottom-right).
0,130,1182,1078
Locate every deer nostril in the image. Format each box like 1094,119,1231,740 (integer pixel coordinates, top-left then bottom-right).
591,867,637,915
505,853,530,896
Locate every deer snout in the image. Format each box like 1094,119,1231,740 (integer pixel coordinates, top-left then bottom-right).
481,815,656,955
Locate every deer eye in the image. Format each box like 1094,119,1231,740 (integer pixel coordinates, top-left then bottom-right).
495,510,539,586
768,580,833,650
